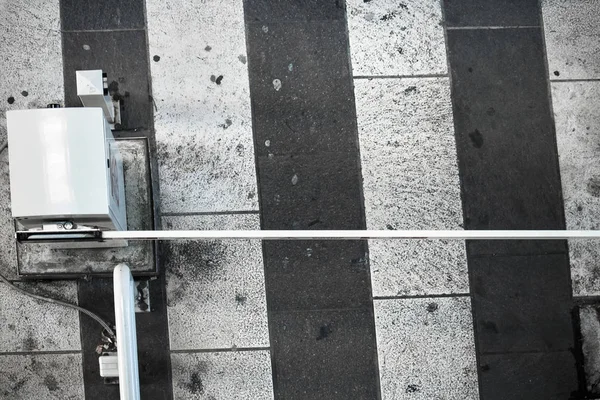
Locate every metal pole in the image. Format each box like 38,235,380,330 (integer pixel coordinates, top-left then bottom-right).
101,229,600,241
113,264,141,400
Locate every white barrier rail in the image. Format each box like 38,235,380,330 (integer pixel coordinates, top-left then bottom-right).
102,229,600,241
113,264,140,400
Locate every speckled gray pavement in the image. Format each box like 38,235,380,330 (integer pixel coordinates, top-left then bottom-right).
1,0,600,399
547,9,600,387
0,0,63,146
147,0,258,214
171,351,273,399
553,81,600,296
0,151,17,279
375,297,478,399
355,77,467,297
347,0,447,76
0,354,84,400
163,214,268,350
542,0,600,80
0,280,80,352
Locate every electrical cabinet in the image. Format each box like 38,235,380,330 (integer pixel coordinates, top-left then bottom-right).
6,107,126,231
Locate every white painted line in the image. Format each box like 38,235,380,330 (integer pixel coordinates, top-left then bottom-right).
101,230,600,241
445,26,540,30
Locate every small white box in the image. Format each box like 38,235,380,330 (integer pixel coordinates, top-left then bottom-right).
6,108,126,231
76,69,115,123
99,352,119,378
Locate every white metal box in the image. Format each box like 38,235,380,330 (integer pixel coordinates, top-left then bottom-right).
6,108,126,231
76,69,115,123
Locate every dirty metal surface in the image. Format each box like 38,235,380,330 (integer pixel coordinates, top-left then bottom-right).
16,138,157,278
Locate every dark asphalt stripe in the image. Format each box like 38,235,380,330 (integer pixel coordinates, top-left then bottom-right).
77,277,172,400
59,1,171,398
61,30,153,132
444,19,580,400
243,1,381,398
442,0,540,27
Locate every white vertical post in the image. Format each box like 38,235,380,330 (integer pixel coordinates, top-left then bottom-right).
113,264,141,400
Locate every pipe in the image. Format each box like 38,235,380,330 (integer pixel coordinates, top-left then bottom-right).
101,229,600,241
113,264,140,400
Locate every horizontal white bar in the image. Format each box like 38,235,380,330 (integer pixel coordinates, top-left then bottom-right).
101,230,600,241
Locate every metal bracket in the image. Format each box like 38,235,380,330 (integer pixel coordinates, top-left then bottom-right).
112,99,121,128
134,280,150,313
16,227,102,243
